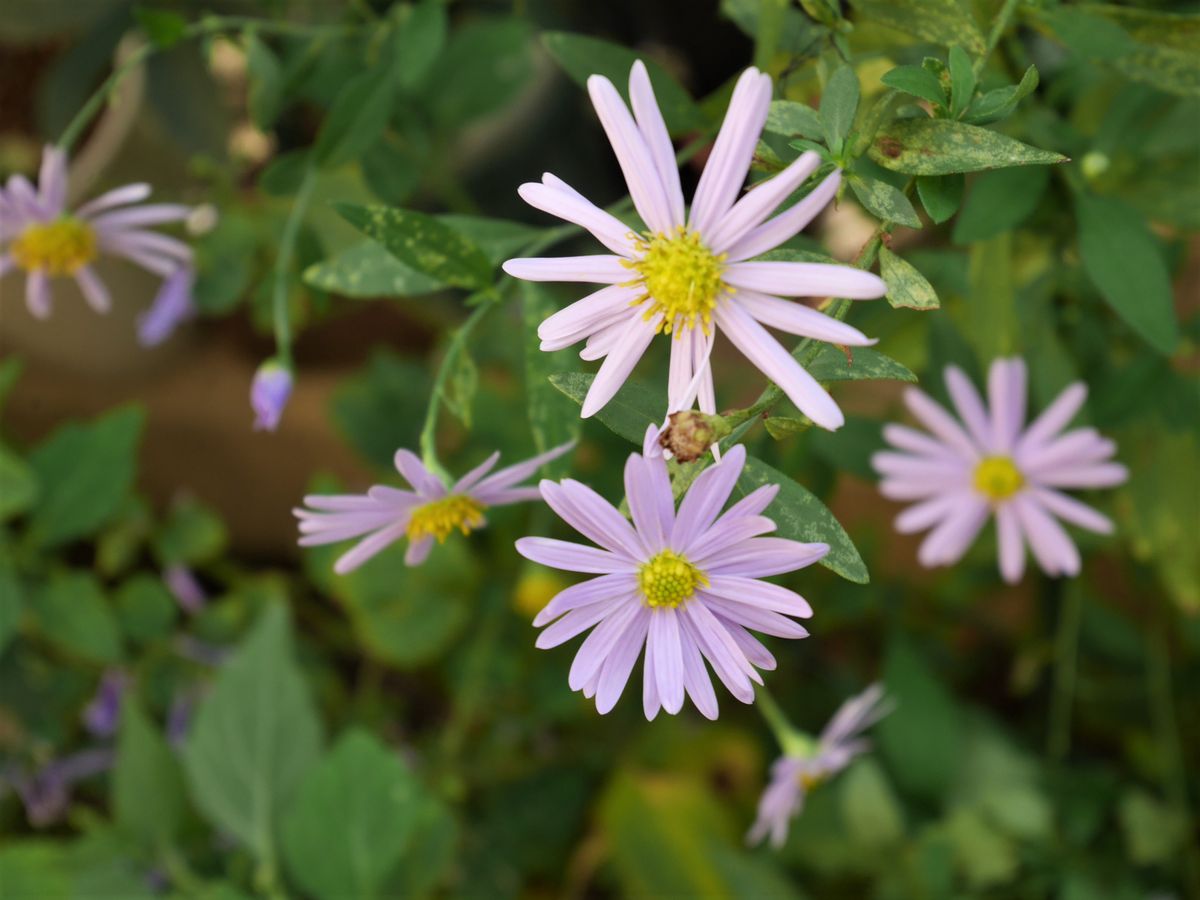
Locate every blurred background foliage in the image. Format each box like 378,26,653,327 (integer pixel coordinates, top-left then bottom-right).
0,0,1197,898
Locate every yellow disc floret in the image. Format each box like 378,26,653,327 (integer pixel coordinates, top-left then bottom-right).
973,456,1024,501
638,549,708,608
406,494,486,543
10,218,98,276
627,227,726,336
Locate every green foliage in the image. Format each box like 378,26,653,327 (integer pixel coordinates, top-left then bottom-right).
952,166,1048,244
871,119,1068,175
522,285,582,474
880,247,940,310
819,66,860,157
848,175,922,227
32,570,123,663
113,699,188,849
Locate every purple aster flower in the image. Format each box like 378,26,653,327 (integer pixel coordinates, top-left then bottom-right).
137,264,196,346
296,441,575,573
516,427,828,720
6,748,114,828
82,668,128,738
747,683,891,848
503,62,886,431
164,563,207,613
872,358,1129,583
0,144,194,319
250,359,293,431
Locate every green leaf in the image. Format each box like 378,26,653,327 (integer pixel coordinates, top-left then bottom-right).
282,730,421,900
952,166,1048,244
942,808,1019,889
1042,6,1136,59
32,571,122,663
425,18,534,128
522,284,582,476
0,563,23,654
390,0,447,88
848,175,922,227
303,241,441,299
963,65,1038,125
384,792,458,899
1119,788,1185,865
0,445,37,520
154,497,227,566
0,356,22,418
314,68,400,169
549,373,662,445
840,759,905,847
183,605,323,863
113,574,177,644
736,456,868,583
113,699,187,849
806,344,918,383
764,100,824,139
820,66,860,153
916,173,963,223
245,33,284,130
331,351,429,470
133,7,187,48
27,406,143,548
438,344,477,429
764,416,809,440
1075,193,1179,354
879,247,940,310
541,32,704,134
947,45,976,118
1086,6,1200,98
809,416,884,480
336,204,493,290
870,119,1067,175
259,149,311,197
847,0,985,52
438,215,541,265
965,232,1016,362
880,65,946,107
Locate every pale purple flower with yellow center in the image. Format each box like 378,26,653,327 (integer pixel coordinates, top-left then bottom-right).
0,144,194,320
250,360,293,432
297,441,575,574
517,426,828,720
747,683,891,848
503,62,886,431
872,358,1128,583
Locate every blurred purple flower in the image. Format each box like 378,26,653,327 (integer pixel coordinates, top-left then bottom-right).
748,684,892,848
872,358,1129,583
297,440,575,573
82,669,128,738
137,265,196,346
0,144,194,320
251,359,293,432
7,748,114,828
164,563,207,613
517,427,828,720
167,690,196,748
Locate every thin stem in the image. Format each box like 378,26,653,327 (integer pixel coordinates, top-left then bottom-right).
978,0,1023,77
756,684,815,757
272,165,317,368
1047,579,1081,760
58,41,157,153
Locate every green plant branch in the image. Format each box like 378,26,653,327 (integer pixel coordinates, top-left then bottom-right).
1047,579,1082,760
271,164,318,368
756,684,816,757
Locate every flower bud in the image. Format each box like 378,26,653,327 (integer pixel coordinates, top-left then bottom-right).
251,359,293,432
658,410,731,462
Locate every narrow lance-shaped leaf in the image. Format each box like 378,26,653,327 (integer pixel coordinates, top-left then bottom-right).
820,66,860,154
880,65,947,107
879,248,940,310
847,0,985,52
765,100,824,139
870,119,1067,175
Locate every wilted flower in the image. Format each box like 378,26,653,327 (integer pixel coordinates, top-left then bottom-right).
297,442,575,573
518,427,827,719
0,144,194,320
658,409,731,462
748,683,891,848
82,669,128,738
250,359,293,432
504,62,885,430
164,563,207,613
873,358,1128,582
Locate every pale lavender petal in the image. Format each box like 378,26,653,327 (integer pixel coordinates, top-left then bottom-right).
502,255,632,284
724,261,886,300
944,365,992,449
1016,382,1087,454
699,594,809,638
700,536,828,576
1035,462,1129,490
518,178,637,256
1028,487,1113,534
26,270,50,318
450,451,500,494
596,606,651,714
74,183,152,218
628,60,686,227
0,254,13,277
671,444,747,548
704,575,812,617
878,477,956,502
715,483,779,522
108,244,177,277
902,388,981,460
1012,494,1080,577
987,358,1027,452
735,290,875,346
405,536,435,566
99,228,192,263
881,423,962,462
6,174,47,219
534,572,638,627
643,628,662,720
37,145,68,213
471,440,575,497
541,479,645,560
579,318,628,361
482,487,544,505
301,493,396,512
726,169,841,263
709,151,821,252
679,623,719,719
872,451,970,481
667,332,694,412
820,683,891,747
648,610,685,714
536,594,629,648
137,266,194,346
334,520,411,574
693,329,717,414
1020,429,1115,474
569,599,641,690
580,313,661,418
537,284,639,350
684,514,776,561
995,503,1026,584
681,601,757,701
91,203,191,231
393,449,445,496
715,616,776,670
73,266,111,313
624,452,669,552
251,362,293,432
893,490,972,534
916,497,990,567
516,537,630,574
716,299,844,430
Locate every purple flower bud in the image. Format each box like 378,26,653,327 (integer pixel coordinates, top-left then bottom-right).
164,563,207,614
82,669,128,738
251,359,293,432
137,266,196,347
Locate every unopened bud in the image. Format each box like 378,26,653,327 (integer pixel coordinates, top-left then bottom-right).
658,410,731,462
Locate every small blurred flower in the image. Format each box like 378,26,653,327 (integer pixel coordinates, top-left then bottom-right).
748,684,892,848
7,748,114,828
137,265,195,346
518,427,827,720
0,144,195,320
251,359,293,432
185,202,219,236
82,669,128,738
164,563,207,613
297,441,575,573
513,567,569,620
503,62,885,430
872,358,1128,583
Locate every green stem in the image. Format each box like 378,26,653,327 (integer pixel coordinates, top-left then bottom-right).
1047,579,1081,760
977,0,1023,77
272,165,317,368
756,685,815,758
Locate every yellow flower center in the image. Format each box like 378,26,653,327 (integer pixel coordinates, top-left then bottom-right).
406,494,486,543
10,218,98,276
627,227,727,336
973,456,1024,501
798,770,826,791
638,549,708,608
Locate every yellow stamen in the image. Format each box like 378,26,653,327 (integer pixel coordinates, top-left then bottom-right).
406,494,486,543
798,771,826,791
973,456,1024,501
625,226,727,337
10,218,98,276
638,549,707,608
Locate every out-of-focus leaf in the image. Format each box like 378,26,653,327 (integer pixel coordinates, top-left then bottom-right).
27,406,143,548
820,66,860,153
0,564,22,653
965,232,1016,363
947,46,976,118
962,65,1038,125
549,373,662,445
154,497,227,566
314,68,400,169
0,356,22,417
880,248,940,310
1075,193,1179,355
437,215,541,265
941,808,1019,888
1076,5,1200,97
113,574,177,644
806,345,918,384
282,730,421,900
848,175,922,227
916,173,963,223
542,32,704,134
332,351,429,470
361,134,424,206
303,241,441,298
390,0,447,88
439,345,478,429
0,445,37,520
113,700,187,849
765,100,824,139
881,65,946,107
133,7,187,48
1119,789,1184,865
522,285,581,476
259,149,312,197
336,204,493,290
847,0,985,52
952,166,1048,244
193,211,256,314
383,792,457,899
1041,7,1135,59
245,33,285,130
809,416,884,480
870,119,1067,174
183,605,323,863
32,571,122,663
840,759,905,847
736,457,868,583
425,18,534,128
